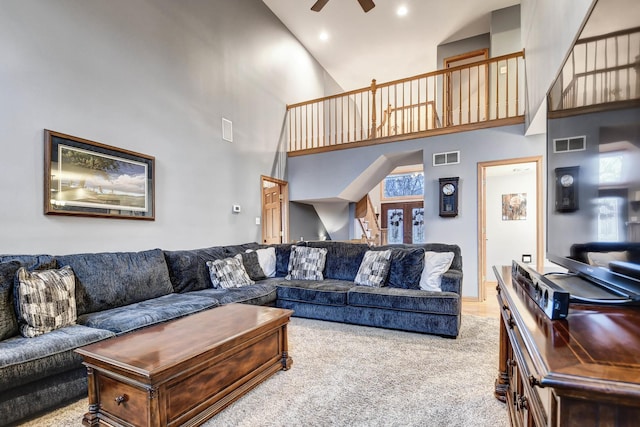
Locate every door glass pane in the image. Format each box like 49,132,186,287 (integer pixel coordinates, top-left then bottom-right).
387,209,404,244
412,208,425,243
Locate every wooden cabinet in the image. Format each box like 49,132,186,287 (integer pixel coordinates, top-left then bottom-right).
493,266,640,427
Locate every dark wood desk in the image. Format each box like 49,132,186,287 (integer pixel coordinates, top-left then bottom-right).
76,304,293,427
493,266,640,427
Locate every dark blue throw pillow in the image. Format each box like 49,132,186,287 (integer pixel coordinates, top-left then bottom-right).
272,243,305,277
374,246,425,289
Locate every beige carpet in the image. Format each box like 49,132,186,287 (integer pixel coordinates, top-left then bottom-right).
19,315,507,427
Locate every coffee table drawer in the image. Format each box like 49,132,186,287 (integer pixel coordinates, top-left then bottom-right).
98,374,149,426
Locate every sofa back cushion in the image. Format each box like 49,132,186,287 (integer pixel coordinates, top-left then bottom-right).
306,241,370,281
0,255,57,271
0,261,21,340
164,246,230,293
57,249,173,315
163,243,261,293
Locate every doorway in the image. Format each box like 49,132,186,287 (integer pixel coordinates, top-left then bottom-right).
477,157,543,301
443,49,489,127
381,201,425,244
261,176,289,244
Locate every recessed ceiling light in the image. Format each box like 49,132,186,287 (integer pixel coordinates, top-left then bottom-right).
319,31,329,41
397,5,408,16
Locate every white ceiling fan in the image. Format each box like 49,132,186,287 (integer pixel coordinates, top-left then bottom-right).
311,0,375,13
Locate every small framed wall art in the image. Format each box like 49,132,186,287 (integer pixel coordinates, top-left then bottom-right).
44,130,155,220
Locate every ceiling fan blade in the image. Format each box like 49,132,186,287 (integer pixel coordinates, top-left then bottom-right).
357,0,375,12
311,0,330,12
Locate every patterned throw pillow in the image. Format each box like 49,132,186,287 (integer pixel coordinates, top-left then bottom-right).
206,257,255,289
286,245,327,281
14,266,77,338
354,250,392,287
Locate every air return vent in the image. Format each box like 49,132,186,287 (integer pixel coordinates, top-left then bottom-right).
433,150,460,166
553,136,585,153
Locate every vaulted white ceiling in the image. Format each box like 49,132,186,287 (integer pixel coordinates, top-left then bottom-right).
262,0,520,92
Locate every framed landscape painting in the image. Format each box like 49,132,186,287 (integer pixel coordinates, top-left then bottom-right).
44,130,155,220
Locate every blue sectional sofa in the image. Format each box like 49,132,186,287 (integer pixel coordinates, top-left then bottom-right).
0,241,462,425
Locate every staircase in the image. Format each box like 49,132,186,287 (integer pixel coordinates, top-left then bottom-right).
356,195,382,245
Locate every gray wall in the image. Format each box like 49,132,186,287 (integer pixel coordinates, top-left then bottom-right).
521,0,593,129
437,34,491,69
288,125,546,298
0,0,336,254
289,202,330,242
491,5,521,56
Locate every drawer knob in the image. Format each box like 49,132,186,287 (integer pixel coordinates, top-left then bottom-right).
115,394,128,406
517,395,529,410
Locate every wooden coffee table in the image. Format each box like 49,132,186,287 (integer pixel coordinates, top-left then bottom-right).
75,303,293,427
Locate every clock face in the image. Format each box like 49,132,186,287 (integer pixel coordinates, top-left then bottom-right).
442,183,455,195
560,174,574,187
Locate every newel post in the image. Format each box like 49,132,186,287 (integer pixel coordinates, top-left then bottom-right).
370,79,377,139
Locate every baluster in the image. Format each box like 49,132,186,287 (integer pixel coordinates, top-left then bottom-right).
370,79,377,138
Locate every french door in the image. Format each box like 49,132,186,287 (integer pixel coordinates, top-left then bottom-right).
381,201,425,244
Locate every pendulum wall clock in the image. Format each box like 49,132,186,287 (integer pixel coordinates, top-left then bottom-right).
439,177,459,217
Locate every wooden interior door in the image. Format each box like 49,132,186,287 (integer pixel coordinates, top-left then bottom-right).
381,201,424,244
261,176,288,244
444,49,488,126
263,184,281,244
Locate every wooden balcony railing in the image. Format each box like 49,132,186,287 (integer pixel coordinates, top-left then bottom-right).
287,51,524,155
548,27,640,113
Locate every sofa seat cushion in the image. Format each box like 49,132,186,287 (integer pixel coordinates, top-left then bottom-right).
76,293,218,334
348,286,459,315
57,249,174,316
189,282,277,306
0,324,115,393
276,280,354,306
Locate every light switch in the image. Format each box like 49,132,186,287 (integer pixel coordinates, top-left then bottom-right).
232,205,241,213
255,217,261,225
